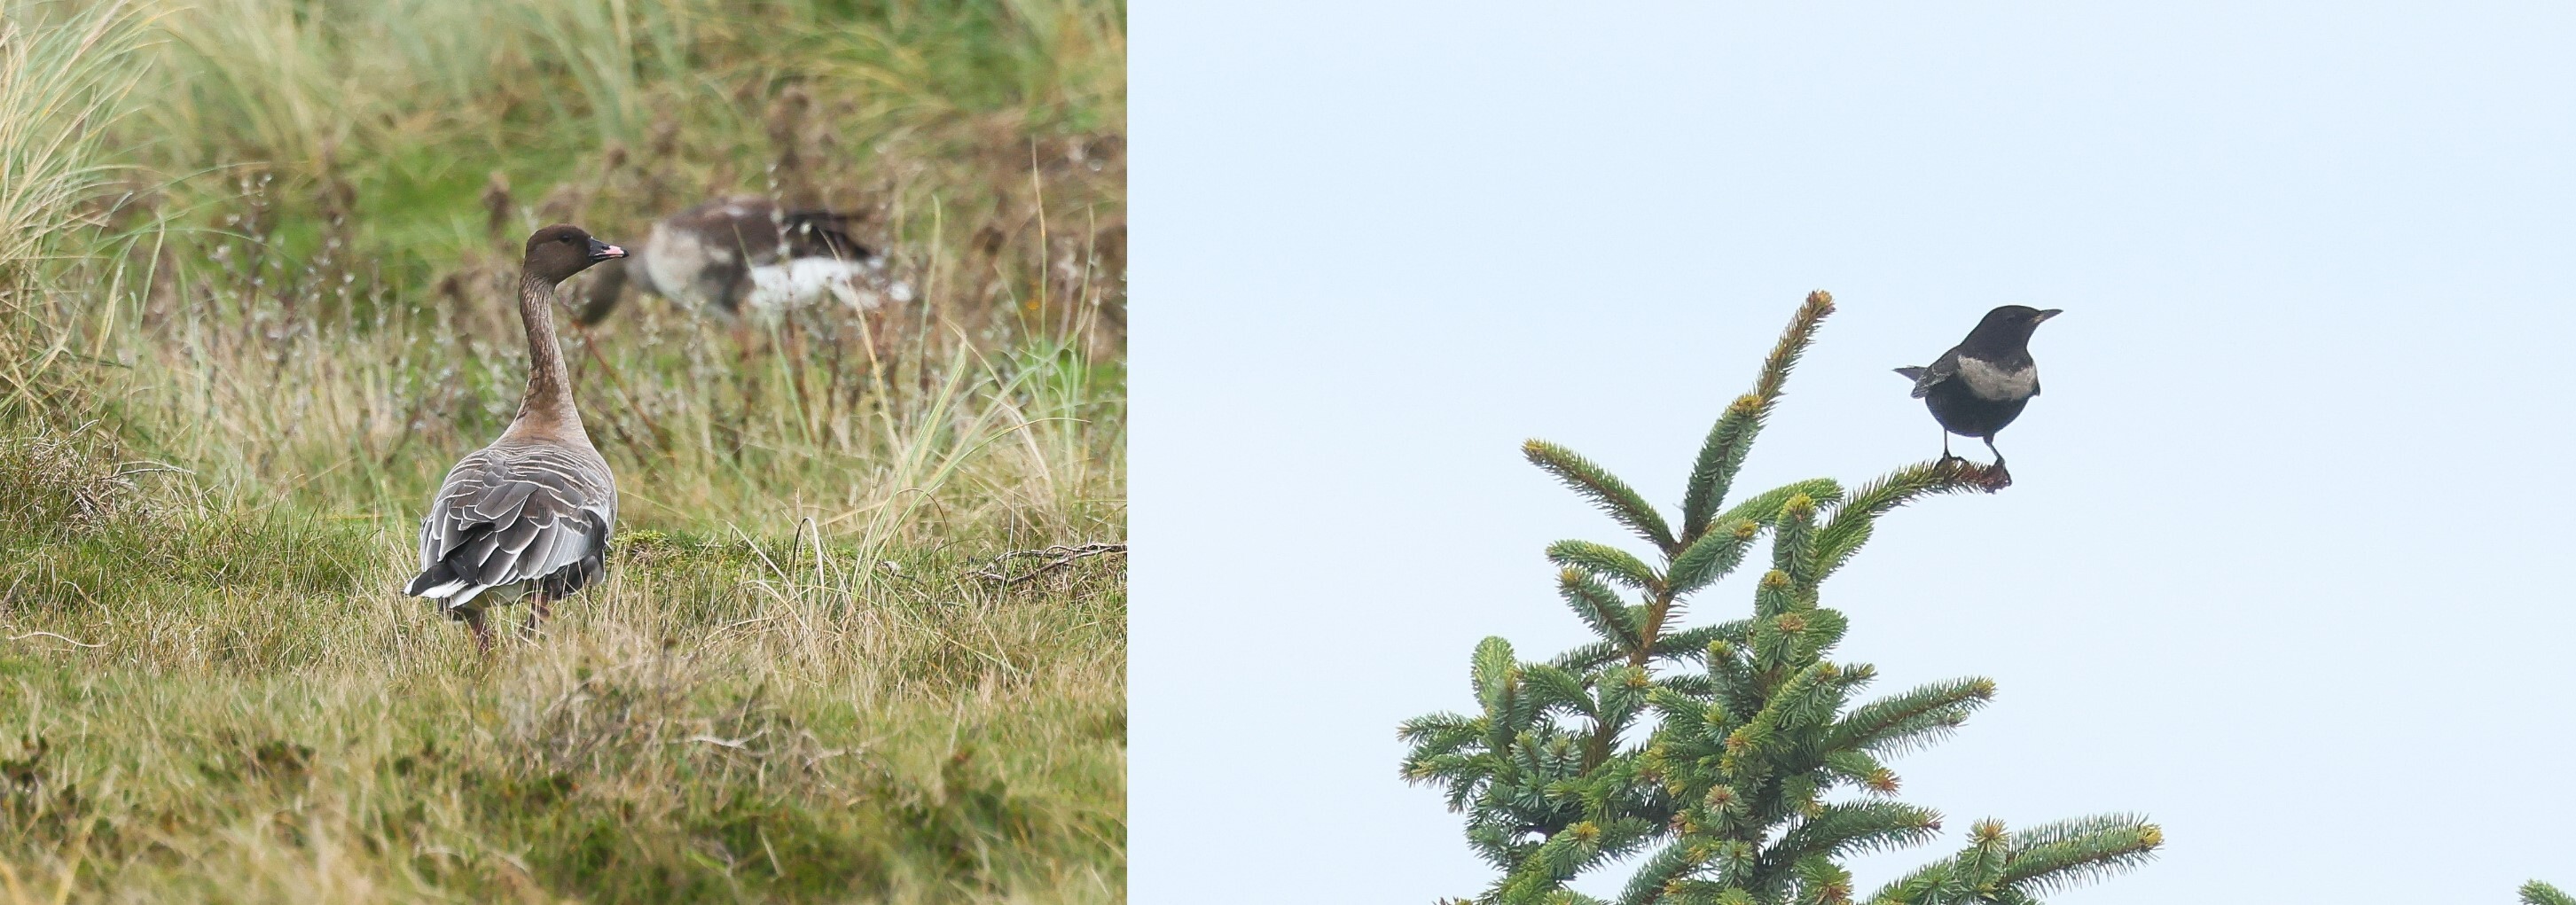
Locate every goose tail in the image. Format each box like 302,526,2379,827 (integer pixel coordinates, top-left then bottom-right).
404,564,491,613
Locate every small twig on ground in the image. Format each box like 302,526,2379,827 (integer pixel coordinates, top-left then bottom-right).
970,542,1126,586
110,461,192,479
683,729,768,749
713,614,787,638
5,631,104,649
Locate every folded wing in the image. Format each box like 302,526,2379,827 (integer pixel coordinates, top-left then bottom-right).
1894,350,1961,399
405,445,614,611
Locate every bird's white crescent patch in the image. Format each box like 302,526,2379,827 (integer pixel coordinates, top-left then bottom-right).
1955,357,2038,402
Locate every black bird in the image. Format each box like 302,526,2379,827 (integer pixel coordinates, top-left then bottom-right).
1893,305,2061,468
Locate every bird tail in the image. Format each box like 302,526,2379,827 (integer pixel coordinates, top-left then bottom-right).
780,210,872,261
1892,366,1927,382
404,563,491,612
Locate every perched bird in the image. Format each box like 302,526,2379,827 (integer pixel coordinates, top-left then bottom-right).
574,195,910,325
407,225,626,651
1893,305,2061,467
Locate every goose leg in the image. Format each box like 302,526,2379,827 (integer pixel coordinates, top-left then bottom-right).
526,593,551,636
465,609,492,654
719,267,759,353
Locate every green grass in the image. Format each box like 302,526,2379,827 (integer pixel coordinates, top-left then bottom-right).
0,0,1124,901
0,503,1123,902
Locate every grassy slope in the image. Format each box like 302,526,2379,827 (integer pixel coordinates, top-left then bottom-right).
0,1,1124,901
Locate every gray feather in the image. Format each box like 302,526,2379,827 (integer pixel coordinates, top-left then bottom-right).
409,439,615,610
1900,352,1961,399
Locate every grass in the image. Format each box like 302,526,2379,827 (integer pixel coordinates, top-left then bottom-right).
0,0,1124,901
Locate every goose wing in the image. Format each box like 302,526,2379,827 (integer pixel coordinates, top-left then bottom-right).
779,209,871,261
405,443,615,609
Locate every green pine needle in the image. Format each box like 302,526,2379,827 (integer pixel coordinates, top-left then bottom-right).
1560,568,1648,653
1550,540,1664,590
1526,440,1678,553
1668,522,1758,596
1813,459,2003,580
1680,293,1836,541
1680,394,1769,542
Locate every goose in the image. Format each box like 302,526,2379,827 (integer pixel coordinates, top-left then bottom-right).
407,224,626,651
574,196,910,325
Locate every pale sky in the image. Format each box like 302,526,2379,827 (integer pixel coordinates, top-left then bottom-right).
1134,4,2576,901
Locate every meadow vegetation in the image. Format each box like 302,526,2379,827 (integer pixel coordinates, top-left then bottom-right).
0,0,1124,901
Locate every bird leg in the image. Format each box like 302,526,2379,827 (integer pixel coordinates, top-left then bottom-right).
1938,431,1961,464
526,593,552,636
1981,436,2006,469
785,318,808,365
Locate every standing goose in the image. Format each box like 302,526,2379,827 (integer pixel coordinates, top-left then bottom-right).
573,195,910,325
407,224,626,650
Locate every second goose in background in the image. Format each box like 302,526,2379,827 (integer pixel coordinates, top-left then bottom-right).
575,195,911,325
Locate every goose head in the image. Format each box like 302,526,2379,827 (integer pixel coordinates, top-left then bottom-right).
524,223,626,285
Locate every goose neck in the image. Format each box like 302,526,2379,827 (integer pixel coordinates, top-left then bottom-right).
510,274,583,438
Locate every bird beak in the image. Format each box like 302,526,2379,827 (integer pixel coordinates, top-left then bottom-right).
2033,308,2063,323
588,239,627,262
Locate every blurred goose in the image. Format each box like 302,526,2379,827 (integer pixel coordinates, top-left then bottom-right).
407,224,626,651
575,196,910,325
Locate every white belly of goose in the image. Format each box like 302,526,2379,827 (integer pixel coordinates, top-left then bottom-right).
741,257,913,314
1956,357,2038,402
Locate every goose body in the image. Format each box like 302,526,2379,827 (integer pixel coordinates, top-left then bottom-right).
580,196,909,324
409,225,626,649
404,439,615,612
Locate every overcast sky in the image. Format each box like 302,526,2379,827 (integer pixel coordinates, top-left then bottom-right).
1134,4,2576,901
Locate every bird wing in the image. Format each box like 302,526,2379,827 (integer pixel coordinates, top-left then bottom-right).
779,210,872,261
407,444,615,606
1897,350,1961,399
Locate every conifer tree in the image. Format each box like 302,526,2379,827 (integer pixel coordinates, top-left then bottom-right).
2525,881,2573,905
1401,293,2162,905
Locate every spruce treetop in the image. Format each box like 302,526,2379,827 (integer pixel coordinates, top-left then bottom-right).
1401,293,2161,905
